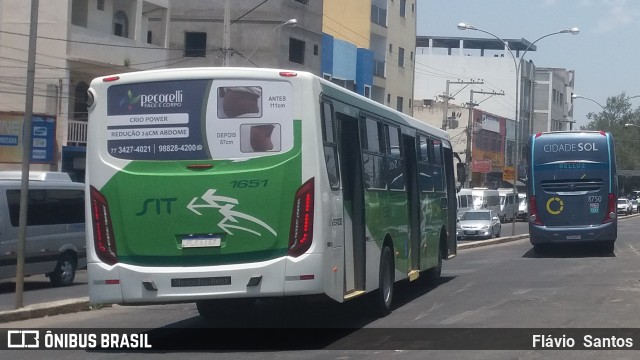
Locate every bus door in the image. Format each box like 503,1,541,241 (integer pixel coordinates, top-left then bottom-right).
403,134,421,273
443,145,457,257
337,112,366,295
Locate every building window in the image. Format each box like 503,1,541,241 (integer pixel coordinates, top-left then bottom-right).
389,43,393,54
364,85,371,99
97,0,105,10
396,96,403,112
313,44,319,56
400,0,406,17
371,5,387,27
387,94,391,103
71,0,88,27
74,82,89,121
185,32,207,57
147,31,152,44
113,11,129,38
398,47,405,67
289,38,305,64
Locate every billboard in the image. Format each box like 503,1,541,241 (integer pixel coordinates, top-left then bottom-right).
0,112,56,163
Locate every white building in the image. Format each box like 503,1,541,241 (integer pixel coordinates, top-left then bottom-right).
414,35,574,183
0,0,171,181
533,67,575,132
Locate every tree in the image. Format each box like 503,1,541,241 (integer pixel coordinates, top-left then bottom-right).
581,93,640,194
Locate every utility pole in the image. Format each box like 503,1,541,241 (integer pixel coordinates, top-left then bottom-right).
439,79,483,130
16,0,39,309
464,89,505,188
222,0,231,66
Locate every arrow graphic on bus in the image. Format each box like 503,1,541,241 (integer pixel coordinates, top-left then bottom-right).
187,189,277,237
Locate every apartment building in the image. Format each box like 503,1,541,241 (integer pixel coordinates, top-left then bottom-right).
168,0,323,71
0,0,170,181
533,68,575,132
414,35,553,186
323,0,416,115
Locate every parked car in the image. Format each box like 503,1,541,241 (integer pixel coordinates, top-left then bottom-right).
617,198,632,215
456,209,501,240
630,199,639,214
0,171,86,286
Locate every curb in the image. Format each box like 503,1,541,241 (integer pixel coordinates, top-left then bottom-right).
458,234,529,250
0,297,93,324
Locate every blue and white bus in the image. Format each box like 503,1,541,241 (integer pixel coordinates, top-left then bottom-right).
527,131,617,252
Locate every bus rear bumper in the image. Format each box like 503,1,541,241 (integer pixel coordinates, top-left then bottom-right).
529,222,617,245
87,254,325,305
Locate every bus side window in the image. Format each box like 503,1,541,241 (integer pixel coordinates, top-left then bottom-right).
418,135,433,192
387,125,404,191
362,117,386,190
321,102,340,189
431,139,444,192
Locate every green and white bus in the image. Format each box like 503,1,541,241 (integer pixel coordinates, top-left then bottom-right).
85,67,457,318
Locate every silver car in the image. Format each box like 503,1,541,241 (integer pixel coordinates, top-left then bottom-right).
456,209,501,240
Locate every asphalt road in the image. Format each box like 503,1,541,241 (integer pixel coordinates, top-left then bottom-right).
2,214,640,359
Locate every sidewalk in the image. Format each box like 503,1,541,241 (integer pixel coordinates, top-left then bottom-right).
0,233,530,324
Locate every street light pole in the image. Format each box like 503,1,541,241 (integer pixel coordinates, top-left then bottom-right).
457,23,579,235
572,94,605,111
572,94,607,128
222,0,231,66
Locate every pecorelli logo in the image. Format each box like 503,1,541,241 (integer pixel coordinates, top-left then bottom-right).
139,90,184,109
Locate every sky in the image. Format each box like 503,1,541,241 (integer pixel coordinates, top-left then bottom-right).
417,0,640,128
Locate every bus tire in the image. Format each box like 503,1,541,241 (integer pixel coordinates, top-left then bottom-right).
425,246,442,285
601,240,615,254
374,245,394,317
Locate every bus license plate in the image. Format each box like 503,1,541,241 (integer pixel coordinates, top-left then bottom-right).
566,235,581,240
182,236,221,248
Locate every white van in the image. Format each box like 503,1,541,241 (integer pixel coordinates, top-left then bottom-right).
498,188,518,223
517,193,528,221
457,187,500,219
0,171,86,286
456,188,474,219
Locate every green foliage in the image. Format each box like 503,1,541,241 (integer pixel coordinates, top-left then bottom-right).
581,93,640,194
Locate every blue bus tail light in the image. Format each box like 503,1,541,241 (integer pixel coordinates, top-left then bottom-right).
602,193,617,223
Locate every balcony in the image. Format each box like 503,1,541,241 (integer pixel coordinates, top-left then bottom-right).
67,120,87,145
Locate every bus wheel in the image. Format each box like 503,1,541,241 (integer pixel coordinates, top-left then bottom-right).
601,240,615,254
374,246,394,317
49,253,77,287
425,248,442,285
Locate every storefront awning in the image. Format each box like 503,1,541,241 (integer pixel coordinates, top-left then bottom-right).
504,179,525,187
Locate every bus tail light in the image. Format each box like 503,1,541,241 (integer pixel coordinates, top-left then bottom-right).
90,186,118,265
288,178,314,257
529,195,543,225
602,193,617,223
